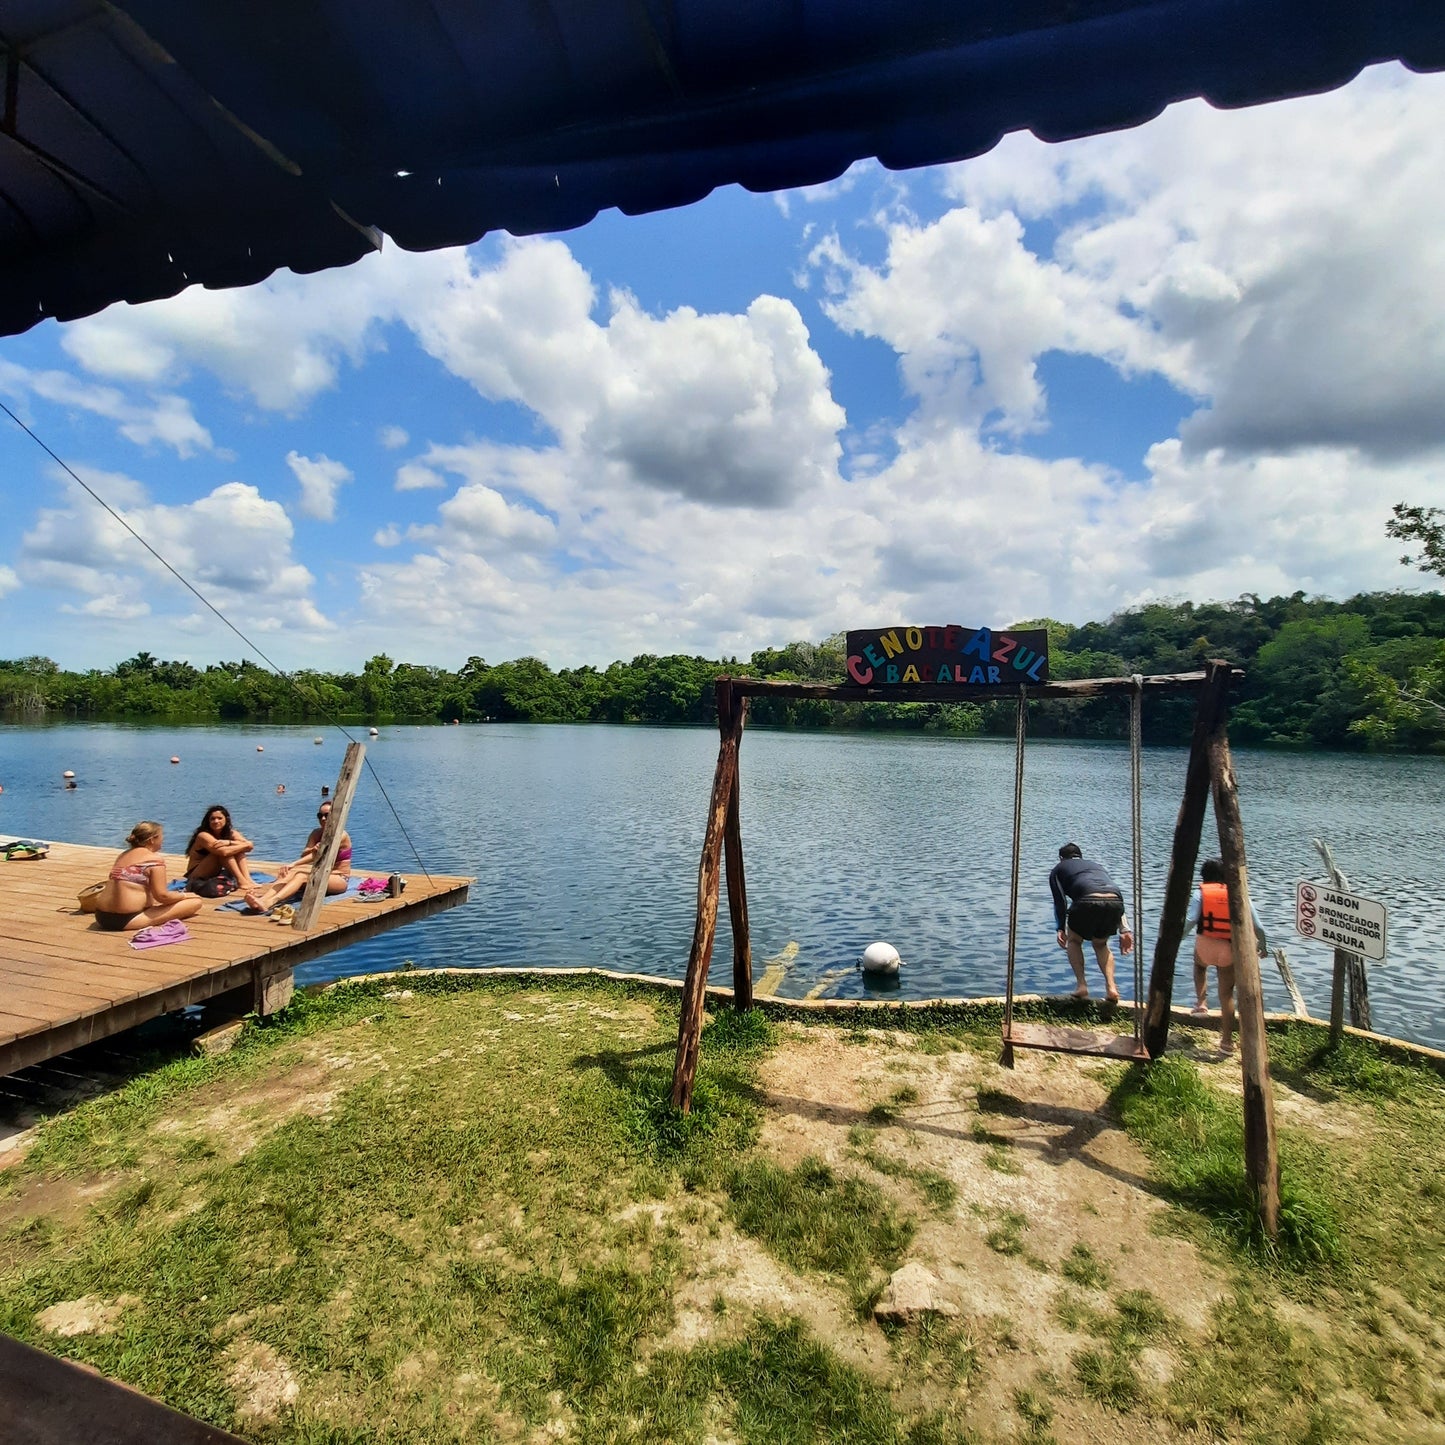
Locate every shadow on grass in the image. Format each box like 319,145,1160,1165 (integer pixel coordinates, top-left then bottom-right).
1108,1055,1344,1271
569,1009,774,1173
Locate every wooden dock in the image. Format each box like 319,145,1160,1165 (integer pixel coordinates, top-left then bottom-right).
0,837,471,1078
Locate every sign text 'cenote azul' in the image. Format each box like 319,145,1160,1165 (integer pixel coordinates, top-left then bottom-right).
844,626,1050,687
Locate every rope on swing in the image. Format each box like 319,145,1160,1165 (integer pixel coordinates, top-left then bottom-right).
1129,674,1145,1043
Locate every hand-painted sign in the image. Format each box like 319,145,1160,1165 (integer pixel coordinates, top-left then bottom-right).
844,626,1050,687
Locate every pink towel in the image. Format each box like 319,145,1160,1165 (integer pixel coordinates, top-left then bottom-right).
130,919,191,950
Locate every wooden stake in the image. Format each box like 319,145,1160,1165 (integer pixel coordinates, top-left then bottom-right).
1143,660,1233,1058
1000,691,1027,1069
1271,947,1309,1018
1313,839,1372,1035
292,741,365,932
724,698,753,1010
1208,727,1280,1238
671,681,744,1111
1329,954,1347,1047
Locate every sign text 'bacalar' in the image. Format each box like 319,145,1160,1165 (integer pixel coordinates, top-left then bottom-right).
844,625,1050,687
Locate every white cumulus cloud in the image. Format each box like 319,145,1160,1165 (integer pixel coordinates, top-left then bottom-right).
0,359,213,456
19,471,331,634
404,238,846,508
933,63,1445,462
285,450,353,521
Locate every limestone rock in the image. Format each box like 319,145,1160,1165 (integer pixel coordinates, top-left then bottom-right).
873,1262,958,1325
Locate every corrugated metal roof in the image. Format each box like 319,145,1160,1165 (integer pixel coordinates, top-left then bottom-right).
2,0,1441,337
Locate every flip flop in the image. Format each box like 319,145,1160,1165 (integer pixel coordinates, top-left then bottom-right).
270,904,296,924
4,840,49,860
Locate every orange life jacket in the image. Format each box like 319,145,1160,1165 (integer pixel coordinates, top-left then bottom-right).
1199,880,1232,936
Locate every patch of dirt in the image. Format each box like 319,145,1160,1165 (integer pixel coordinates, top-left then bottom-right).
759,1027,1223,1319
659,1198,894,1379
152,1059,341,1161
224,1338,299,1422
737,1027,1230,1439
35,1293,139,1336
0,1172,118,1238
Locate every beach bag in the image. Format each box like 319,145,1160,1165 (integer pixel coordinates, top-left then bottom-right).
77,881,105,913
189,874,238,899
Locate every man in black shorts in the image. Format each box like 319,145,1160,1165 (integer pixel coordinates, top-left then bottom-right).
1048,842,1134,1002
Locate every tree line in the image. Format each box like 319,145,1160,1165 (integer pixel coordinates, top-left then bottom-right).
1,588,1442,749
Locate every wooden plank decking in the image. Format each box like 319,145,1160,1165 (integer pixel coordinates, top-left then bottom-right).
0,837,470,1078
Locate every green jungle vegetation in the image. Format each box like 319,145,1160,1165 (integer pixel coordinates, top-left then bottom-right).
2,973,1442,1443
2,588,1444,748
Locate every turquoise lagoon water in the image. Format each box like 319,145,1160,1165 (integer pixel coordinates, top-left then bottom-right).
1,722,1441,1049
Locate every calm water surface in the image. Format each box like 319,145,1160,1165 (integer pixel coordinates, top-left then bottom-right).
2,723,1442,1048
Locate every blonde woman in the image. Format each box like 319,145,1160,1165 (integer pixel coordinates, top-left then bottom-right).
92,822,204,932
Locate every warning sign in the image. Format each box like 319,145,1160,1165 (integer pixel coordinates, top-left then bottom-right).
1295,882,1387,962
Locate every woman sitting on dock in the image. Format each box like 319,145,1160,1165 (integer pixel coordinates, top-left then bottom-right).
242,800,351,914
184,804,257,896
93,822,204,932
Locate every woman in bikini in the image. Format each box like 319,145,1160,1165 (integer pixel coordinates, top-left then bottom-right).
92,821,204,932
185,804,257,896
242,800,352,913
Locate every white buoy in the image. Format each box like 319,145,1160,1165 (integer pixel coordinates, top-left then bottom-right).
62,770,75,780
859,941,903,977
170,755,180,765
314,737,324,745
256,745,265,752
369,727,379,737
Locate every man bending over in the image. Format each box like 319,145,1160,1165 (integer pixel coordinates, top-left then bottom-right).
1049,842,1134,1003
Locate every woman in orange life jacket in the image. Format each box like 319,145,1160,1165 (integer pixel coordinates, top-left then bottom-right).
1189,857,1267,1054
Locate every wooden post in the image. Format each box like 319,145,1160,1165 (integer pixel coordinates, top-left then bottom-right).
1208,726,1281,1238
1000,690,1027,1069
671,681,744,1111
1143,660,1233,1058
724,692,753,1009
1329,954,1347,1046
292,741,365,932
1313,839,1371,1035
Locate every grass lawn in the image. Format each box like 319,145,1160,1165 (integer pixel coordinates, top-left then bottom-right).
1,974,1442,1443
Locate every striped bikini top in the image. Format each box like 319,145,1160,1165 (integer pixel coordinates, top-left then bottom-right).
110,859,160,885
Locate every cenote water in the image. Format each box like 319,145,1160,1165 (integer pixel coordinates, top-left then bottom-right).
1,722,1442,1049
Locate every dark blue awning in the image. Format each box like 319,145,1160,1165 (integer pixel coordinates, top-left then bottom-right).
2,0,1442,337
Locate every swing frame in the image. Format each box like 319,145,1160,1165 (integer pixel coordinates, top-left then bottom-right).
667,655,1284,1236
999,676,1149,1065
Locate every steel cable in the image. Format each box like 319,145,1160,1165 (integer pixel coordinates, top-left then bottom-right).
1,397,433,882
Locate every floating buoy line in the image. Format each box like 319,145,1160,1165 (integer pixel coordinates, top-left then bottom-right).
0,396,431,882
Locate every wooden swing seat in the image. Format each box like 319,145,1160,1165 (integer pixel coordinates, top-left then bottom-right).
1002,1022,1151,1061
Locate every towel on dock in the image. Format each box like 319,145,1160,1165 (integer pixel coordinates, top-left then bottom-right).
221,877,366,913
130,919,191,950
169,871,274,893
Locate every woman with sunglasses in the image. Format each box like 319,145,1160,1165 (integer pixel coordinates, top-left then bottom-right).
241,800,352,914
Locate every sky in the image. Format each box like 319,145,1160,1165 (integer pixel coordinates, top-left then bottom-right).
1,61,1443,674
